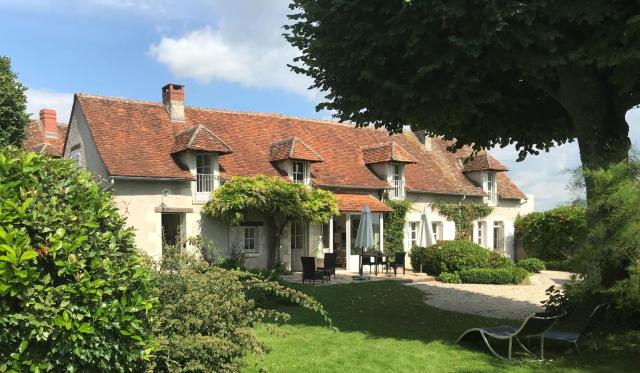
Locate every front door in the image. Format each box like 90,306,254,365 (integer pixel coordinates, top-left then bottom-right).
290,222,307,271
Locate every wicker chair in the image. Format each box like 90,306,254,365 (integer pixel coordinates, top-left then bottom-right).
386,252,406,276
301,256,328,285
319,253,337,280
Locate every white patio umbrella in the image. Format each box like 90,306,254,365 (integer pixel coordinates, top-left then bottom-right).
354,205,374,276
419,205,437,247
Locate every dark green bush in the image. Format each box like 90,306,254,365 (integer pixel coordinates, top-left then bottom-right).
438,272,462,284
0,148,155,371
459,267,529,284
517,257,546,273
411,240,497,276
488,251,513,268
151,247,330,372
545,259,575,272
514,205,587,261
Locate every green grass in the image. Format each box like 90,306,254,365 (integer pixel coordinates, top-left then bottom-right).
244,281,639,373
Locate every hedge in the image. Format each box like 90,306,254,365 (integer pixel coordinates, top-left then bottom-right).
517,257,546,273
459,267,529,284
410,240,504,276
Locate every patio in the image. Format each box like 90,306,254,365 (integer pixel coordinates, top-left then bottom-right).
281,269,436,285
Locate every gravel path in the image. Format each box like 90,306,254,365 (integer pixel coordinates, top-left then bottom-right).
407,270,574,320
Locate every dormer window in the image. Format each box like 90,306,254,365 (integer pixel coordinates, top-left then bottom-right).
196,153,216,201
485,171,497,206
389,163,405,199
292,161,307,184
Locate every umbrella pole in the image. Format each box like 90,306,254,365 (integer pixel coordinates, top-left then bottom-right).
359,247,363,276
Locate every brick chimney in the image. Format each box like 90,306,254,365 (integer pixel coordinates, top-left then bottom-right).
40,109,58,138
162,83,185,122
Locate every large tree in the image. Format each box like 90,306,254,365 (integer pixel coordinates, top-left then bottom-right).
202,176,339,268
286,0,640,198
0,56,29,148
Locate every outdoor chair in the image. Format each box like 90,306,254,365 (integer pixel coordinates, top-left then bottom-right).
456,312,565,360
543,304,608,355
318,253,337,280
361,254,379,275
301,256,328,285
386,252,406,276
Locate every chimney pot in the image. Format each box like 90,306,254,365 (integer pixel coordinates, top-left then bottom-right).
40,109,58,137
162,83,185,122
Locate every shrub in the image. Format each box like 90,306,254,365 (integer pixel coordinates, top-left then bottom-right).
438,272,462,284
151,247,330,372
459,267,529,284
517,257,546,273
514,205,587,261
411,240,494,276
488,251,513,268
545,259,575,272
0,148,155,371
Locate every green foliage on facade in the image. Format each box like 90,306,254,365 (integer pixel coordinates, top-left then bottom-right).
150,246,331,372
382,199,411,257
0,148,155,371
202,176,339,267
514,205,587,260
433,203,492,240
0,56,30,148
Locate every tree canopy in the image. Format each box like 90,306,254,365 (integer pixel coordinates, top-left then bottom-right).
202,176,338,267
0,56,29,148
286,0,640,175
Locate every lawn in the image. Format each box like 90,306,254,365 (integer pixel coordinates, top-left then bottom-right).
244,281,639,373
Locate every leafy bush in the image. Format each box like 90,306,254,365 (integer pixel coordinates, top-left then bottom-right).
514,205,587,260
545,259,575,272
0,148,155,371
383,199,412,258
411,240,497,276
517,257,546,273
151,247,330,372
488,251,513,268
438,272,462,284
459,267,529,284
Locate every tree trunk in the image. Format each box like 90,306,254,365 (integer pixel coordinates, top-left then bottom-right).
267,219,288,269
558,67,631,200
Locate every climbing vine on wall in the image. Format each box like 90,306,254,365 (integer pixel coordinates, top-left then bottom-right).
433,203,493,241
383,199,412,256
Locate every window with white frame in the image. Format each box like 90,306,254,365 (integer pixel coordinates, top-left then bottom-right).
196,153,216,199
431,221,443,241
410,222,419,247
243,226,258,253
476,221,484,246
492,221,504,251
485,171,497,206
389,163,405,198
291,222,306,251
291,161,306,184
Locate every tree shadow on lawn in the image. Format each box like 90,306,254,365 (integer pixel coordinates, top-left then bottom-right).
263,280,639,372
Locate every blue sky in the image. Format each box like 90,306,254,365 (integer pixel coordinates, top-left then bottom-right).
2,0,639,211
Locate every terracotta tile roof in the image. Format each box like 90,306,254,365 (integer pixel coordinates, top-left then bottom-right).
335,193,393,212
362,141,417,164
23,119,67,157
172,124,233,154
269,137,323,162
73,93,526,199
461,152,509,172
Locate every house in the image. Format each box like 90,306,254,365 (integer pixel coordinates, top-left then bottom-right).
61,83,534,271
23,109,68,157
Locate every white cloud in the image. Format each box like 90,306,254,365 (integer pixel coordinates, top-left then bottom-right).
490,107,640,211
26,89,74,123
149,1,320,101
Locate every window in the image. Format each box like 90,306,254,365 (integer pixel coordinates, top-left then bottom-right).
431,222,443,241
292,161,306,184
410,222,419,247
243,226,257,252
476,221,484,246
69,145,81,166
390,163,404,199
196,153,216,200
291,222,306,251
486,171,497,206
321,221,330,250
493,221,504,251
